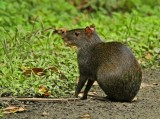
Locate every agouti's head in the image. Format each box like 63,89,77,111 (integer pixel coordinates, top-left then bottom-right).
55,25,101,47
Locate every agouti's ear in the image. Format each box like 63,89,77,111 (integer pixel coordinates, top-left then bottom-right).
85,26,94,34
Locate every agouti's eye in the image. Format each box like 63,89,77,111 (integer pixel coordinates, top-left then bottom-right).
75,32,80,36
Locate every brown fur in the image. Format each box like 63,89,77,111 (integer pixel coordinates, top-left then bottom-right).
58,25,142,102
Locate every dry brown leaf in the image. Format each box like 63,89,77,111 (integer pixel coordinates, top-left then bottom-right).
47,66,67,79
47,66,58,72
132,97,138,102
152,83,158,85
21,67,45,76
42,111,49,116
32,68,45,76
2,106,26,114
37,85,51,97
21,66,67,80
88,91,98,96
79,113,91,119
144,52,152,60
140,83,154,89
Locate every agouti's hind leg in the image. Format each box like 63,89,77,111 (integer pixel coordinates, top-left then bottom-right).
81,80,94,100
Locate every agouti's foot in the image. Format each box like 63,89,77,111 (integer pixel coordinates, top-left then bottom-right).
80,96,87,100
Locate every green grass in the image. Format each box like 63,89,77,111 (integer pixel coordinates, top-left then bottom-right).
0,0,160,98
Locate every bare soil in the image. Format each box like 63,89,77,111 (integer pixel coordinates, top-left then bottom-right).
1,69,160,119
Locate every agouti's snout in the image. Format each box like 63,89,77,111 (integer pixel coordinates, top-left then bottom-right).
54,28,66,35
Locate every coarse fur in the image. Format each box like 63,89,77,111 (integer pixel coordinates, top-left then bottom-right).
58,25,142,102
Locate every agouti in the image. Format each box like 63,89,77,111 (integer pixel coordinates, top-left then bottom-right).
55,25,142,102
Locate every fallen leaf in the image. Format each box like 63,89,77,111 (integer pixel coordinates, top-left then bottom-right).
79,113,90,119
21,67,45,76
47,66,67,79
20,66,67,79
144,52,152,60
32,68,45,76
42,111,49,116
152,83,158,85
2,106,26,114
88,91,98,96
132,97,138,102
37,85,51,97
140,83,154,89
47,66,58,72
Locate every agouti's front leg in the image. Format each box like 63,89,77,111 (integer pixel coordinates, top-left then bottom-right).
81,79,94,100
75,75,88,98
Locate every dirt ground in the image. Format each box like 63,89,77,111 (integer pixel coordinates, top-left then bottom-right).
1,69,160,119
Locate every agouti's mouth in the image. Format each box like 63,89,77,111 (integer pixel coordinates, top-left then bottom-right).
64,41,74,46
62,38,74,46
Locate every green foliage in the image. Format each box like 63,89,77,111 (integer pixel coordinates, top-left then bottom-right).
0,0,160,98
0,110,2,117
70,0,160,14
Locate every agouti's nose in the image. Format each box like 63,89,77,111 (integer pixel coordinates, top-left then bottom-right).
54,28,66,35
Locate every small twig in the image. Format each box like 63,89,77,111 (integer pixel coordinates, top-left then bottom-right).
0,97,79,103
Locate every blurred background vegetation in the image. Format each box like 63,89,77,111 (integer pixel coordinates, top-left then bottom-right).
0,0,160,98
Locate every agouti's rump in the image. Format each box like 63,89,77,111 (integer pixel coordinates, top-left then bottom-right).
90,42,142,102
